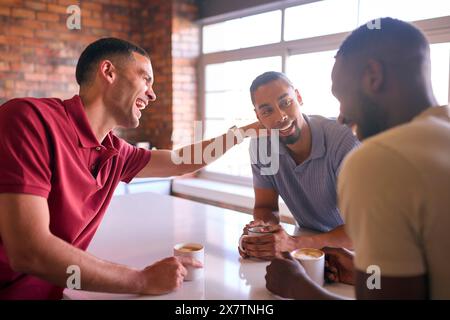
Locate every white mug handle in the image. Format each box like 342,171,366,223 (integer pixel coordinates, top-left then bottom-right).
239,234,249,252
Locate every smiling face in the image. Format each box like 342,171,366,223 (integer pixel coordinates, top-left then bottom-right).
331,56,384,140
253,79,304,145
105,52,156,128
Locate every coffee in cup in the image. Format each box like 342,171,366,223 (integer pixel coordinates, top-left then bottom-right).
177,245,199,253
173,242,204,281
291,248,325,286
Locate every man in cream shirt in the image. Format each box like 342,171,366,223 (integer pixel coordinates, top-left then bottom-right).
339,105,450,299
264,18,450,299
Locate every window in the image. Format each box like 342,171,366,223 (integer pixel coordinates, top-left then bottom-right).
204,57,282,177
430,42,450,106
201,0,450,180
359,0,450,24
287,50,339,118
203,10,282,54
284,0,359,41
284,0,450,42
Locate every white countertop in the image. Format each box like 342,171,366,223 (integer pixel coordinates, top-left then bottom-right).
64,192,354,300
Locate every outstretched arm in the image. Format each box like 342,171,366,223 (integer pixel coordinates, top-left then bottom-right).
296,225,353,250
136,122,263,177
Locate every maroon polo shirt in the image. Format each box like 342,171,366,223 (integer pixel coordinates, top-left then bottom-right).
0,95,151,299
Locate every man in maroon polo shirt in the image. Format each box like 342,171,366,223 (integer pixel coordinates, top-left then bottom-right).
0,38,256,299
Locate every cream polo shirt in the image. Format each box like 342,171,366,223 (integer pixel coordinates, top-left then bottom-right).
338,106,450,299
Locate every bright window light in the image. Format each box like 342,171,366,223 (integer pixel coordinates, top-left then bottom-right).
287,50,339,118
284,0,359,41
359,0,450,24
204,57,282,177
203,10,281,54
430,42,450,106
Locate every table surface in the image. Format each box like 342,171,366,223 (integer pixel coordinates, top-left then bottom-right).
63,192,354,300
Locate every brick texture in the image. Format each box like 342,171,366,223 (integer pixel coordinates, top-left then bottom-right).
0,0,200,149
171,0,199,148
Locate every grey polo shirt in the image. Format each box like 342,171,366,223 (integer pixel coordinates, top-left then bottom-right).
250,115,360,232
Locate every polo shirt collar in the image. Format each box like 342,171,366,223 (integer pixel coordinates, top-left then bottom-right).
278,114,326,161
64,95,109,149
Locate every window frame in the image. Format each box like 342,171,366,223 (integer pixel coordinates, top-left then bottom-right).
198,0,450,183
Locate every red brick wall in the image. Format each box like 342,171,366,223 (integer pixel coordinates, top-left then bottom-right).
172,0,199,148
0,0,199,149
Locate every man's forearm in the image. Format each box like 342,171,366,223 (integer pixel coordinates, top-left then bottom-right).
295,225,353,249
173,123,258,175
17,233,143,294
253,207,280,225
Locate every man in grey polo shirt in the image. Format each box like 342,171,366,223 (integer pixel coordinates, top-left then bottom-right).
240,71,359,259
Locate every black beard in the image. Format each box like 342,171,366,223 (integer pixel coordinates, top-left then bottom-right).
280,123,301,145
357,93,385,140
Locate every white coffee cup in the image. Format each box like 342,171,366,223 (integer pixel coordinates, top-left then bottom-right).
291,248,325,286
173,242,204,281
239,226,274,253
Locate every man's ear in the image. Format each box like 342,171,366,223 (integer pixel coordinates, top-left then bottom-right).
99,60,116,84
295,89,303,105
362,59,384,96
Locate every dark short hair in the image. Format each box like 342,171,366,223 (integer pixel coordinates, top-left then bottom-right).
75,37,149,85
337,17,429,60
249,71,294,104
